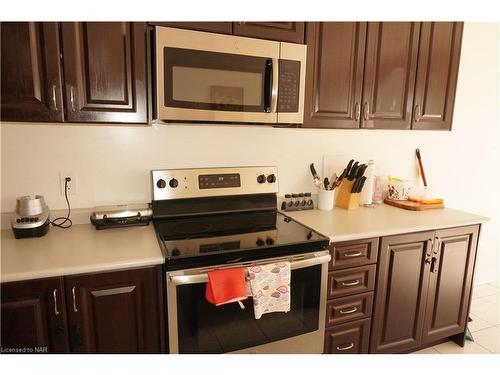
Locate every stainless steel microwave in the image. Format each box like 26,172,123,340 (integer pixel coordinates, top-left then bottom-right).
155,27,307,124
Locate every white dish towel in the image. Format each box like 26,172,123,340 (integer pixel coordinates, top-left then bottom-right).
247,261,291,319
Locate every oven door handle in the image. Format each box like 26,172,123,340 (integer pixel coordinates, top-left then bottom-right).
168,253,331,286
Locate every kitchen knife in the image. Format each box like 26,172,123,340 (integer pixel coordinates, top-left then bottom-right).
345,159,355,177
356,176,367,193
351,178,360,193
347,162,360,180
356,164,368,179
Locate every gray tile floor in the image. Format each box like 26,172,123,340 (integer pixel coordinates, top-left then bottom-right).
414,282,500,354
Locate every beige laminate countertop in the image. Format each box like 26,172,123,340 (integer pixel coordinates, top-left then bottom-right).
285,204,489,243
0,224,163,283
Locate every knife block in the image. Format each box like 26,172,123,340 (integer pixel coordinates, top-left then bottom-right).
335,180,361,210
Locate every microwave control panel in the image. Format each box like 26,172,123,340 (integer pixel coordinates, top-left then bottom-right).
277,60,300,113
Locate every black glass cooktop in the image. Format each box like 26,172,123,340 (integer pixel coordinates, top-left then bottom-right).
154,211,330,270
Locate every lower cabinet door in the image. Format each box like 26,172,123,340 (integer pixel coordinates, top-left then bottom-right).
0,277,69,353
422,225,479,344
370,231,434,353
324,318,371,354
64,266,164,353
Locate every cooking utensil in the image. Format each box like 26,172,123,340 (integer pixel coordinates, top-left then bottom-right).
356,164,368,179
310,163,323,189
416,148,428,188
329,173,337,190
324,177,330,190
345,159,355,176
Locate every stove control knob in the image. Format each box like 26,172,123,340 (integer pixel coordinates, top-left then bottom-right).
266,237,274,245
257,174,266,184
266,174,276,183
256,238,265,247
157,179,167,189
171,248,180,256
169,178,179,188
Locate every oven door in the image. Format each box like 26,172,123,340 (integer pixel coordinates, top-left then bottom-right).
156,27,279,123
166,250,330,354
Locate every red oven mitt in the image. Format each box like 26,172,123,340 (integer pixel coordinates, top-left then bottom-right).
205,268,248,307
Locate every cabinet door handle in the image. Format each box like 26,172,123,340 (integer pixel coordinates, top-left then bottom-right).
431,256,439,273
336,343,354,351
341,279,360,287
414,104,421,122
72,286,78,312
344,251,363,258
434,237,441,255
339,306,358,315
354,102,361,121
425,238,433,264
52,289,59,316
51,85,58,111
363,102,369,121
70,86,76,111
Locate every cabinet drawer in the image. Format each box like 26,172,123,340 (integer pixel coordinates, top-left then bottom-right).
324,318,371,354
326,292,374,327
329,238,379,270
327,264,376,299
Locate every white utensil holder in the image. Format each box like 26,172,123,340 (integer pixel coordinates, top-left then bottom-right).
318,190,335,211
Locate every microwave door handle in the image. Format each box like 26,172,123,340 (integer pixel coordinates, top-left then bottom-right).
168,253,331,286
271,58,278,113
264,59,273,113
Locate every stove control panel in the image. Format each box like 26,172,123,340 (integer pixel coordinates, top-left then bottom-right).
152,166,279,201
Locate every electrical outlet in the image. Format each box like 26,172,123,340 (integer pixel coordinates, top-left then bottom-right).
59,172,76,195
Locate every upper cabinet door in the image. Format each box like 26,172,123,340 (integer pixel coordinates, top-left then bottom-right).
1,277,70,353
303,22,367,129
361,22,420,129
150,22,232,34
233,22,305,43
61,22,148,124
412,22,463,131
422,225,479,344
0,22,63,122
64,267,163,353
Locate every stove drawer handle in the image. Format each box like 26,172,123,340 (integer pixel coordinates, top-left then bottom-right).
343,251,363,258
168,253,331,286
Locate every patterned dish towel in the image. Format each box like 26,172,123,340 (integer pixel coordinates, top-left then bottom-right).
247,262,291,319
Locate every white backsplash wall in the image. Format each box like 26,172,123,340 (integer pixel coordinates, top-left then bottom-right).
1,23,499,284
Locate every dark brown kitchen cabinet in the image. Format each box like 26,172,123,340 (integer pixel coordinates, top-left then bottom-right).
0,22,64,122
370,226,479,353
370,231,434,353
60,22,149,124
0,277,70,353
64,266,164,353
361,22,421,129
149,22,232,34
303,22,367,129
232,22,305,44
328,237,378,270
421,225,478,344
412,22,464,131
324,318,371,354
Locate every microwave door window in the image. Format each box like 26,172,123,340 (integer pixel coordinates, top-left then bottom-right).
164,48,269,112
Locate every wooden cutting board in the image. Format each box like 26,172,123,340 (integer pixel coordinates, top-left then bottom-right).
384,198,444,211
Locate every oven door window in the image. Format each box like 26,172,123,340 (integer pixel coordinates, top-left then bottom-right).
164,47,271,112
175,264,321,353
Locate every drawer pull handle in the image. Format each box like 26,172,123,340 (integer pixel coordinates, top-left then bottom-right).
341,279,360,287
339,306,358,315
344,251,363,258
336,343,355,351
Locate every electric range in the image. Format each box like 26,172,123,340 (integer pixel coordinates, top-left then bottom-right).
151,166,330,354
